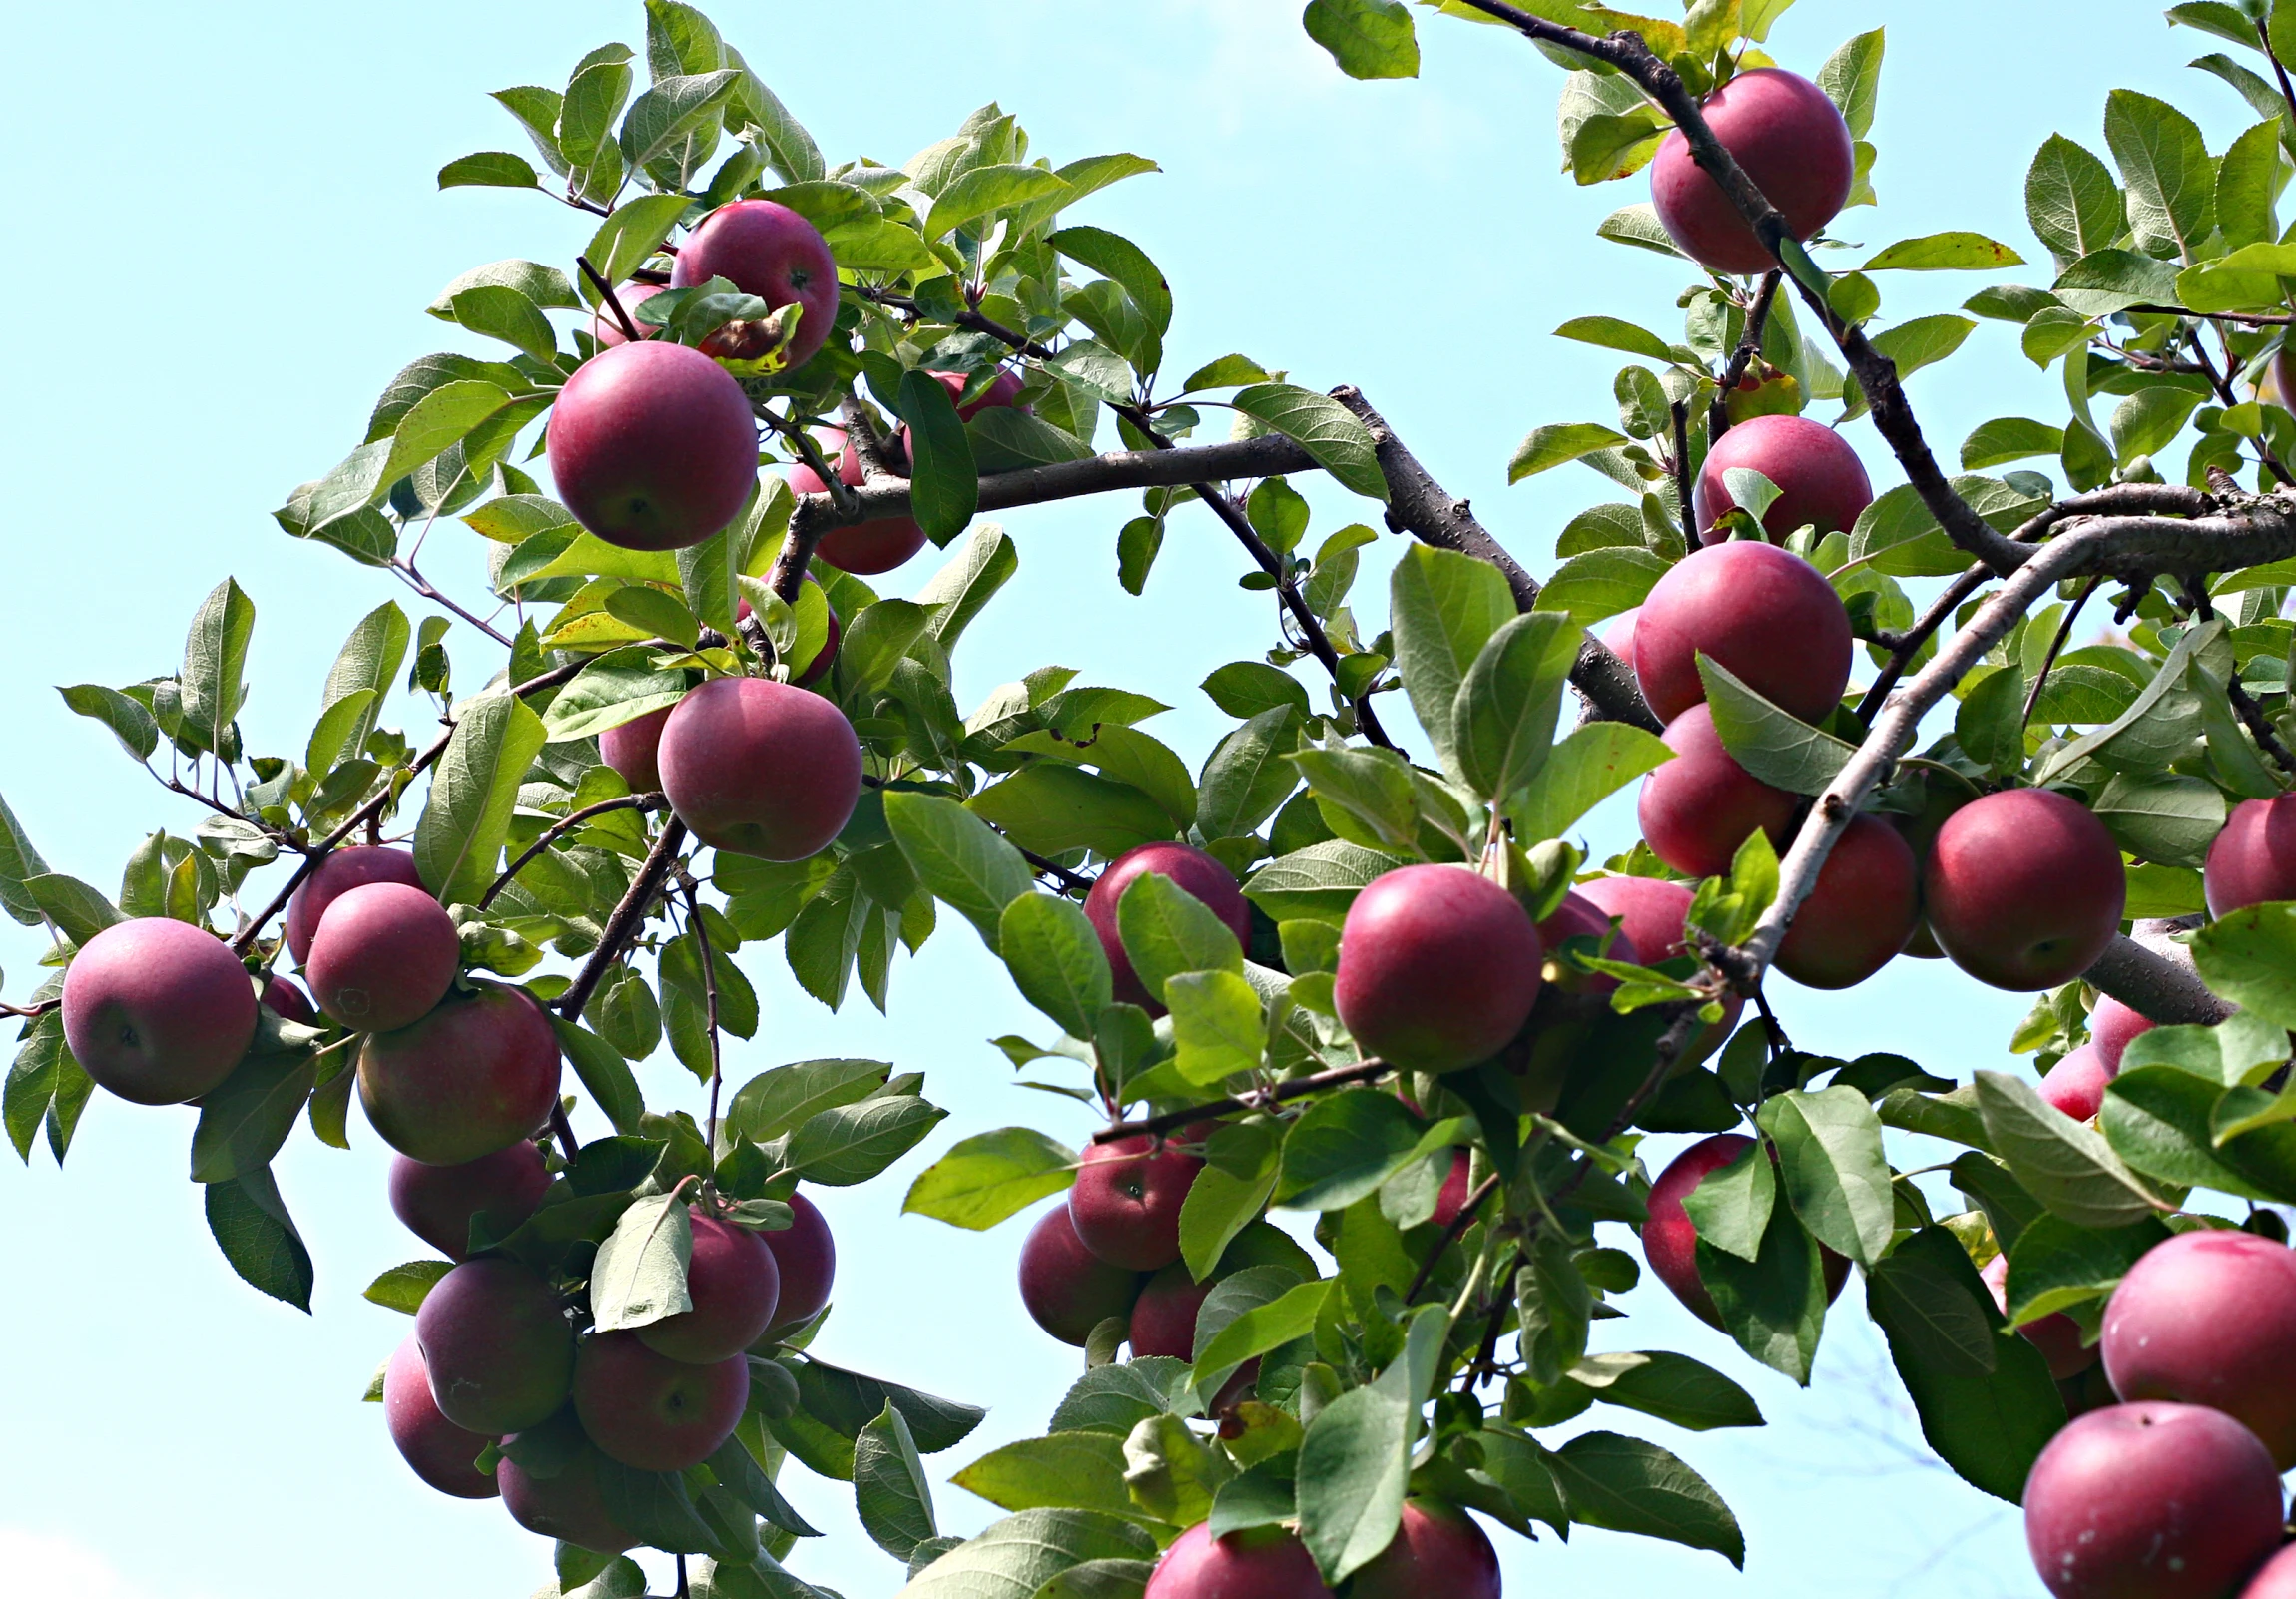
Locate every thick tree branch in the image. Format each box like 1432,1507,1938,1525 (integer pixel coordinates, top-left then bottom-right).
2083,927,2232,1026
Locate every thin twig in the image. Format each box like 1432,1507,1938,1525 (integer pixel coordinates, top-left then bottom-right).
1669,399,1696,537
556,817,690,1023
1,999,60,1020
1090,1060,1393,1143
1708,270,1783,442
758,403,858,517
391,558,518,648
2018,575,2102,733
1017,847,1093,894
856,284,1058,359
480,794,667,909
2226,673,2296,780
1404,1172,1500,1303
576,255,645,343
683,882,728,1153
1856,565,1991,722
2129,303,2296,326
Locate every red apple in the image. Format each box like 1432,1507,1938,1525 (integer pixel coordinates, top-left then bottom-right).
285,845,424,964
2038,1043,2112,1123
382,1333,498,1499
1603,608,1638,666
61,917,258,1106
1348,1500,1501,1599
415,1258,575,1434
2022,1401,2283,1599
358,984,563,1166
2088,995,2154,1074
638,1210,780,1365
261,975,315,1026
1018,1204,1144,1345
929,366,1027,420
1129,1263,1214,1360
1650,68,1855,274
1633,539,1853,726
2102,1229,2296,1468
1574,874,1743,1067
572,1331,749,1472
760,1191,837,1335
303,880,459,1033
598,705,672,795
1925,789,2126,990
1694,413,1873,544
1334,864,1543,1074
670,199,841,371
1643,1134,1848,1327
1432,1150,1474,1231
1981,1253,2098,1382
591,281,667,348
789,427,930,576
1637,702,1799,878
498,1442,635,1554
547,340,759,553
1771,813,1919,989
2243,1545,2296,1598
656,675,862,862
388,1141,551,1261
2206,794,2296,916
1143,1522,1333,1599
1070,1130,1206,1272
1083,841,1254,1013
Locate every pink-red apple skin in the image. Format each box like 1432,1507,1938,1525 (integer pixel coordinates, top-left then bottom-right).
2038,1043,2112,1123
1925,789,2125,990
591,281,667,348
62,917,258,1106
2088,996,2154,1073
1650,68,1856,274
1634,539,1853,727
929,367,1027,419
573,1331,749,1472
499,1442,636,1554
547,340,759,553
789,427,929,575
1637,703,1799,879
2206,794,2296,916
286,845,424,964
760,1191,837,1335
382,1334,499,1499
1694,413,1873,544
670,200,841,371
637,1211,781,1365
1644,1135,1848,1327
388,1142,551,1261
2242,1545,2296,1599
303,881,459,1033
599,705,672,795
415,1257,575,1435
1019,1204,1143,1345
1981,1254,2097,1382
1432,1151,1474,1231
2021,1400,2283,1599
1536,890,1641,996
1604,609,1638,667
1070,1131,1206,1272
358,984,563,1166
1084,842,1253,1013
262,975,315,1026
1574,874,1743,1066
1348,1501,1501,1599
2102,1229,2296,1468
1771,813,1919,990
656,676,862,862
1143,1522,1334,1599
1334,864,1543,1074
1129,1263,1214,1360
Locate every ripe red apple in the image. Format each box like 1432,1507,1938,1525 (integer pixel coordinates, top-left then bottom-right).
1637,703,1799,878
2088,996,2154,1074
1981,1253,2098,1382
1603,608,1638,667
358,984,563,1166
1129,1263,1214,1360
1693,413,1873,544
1070,1129,1207,1272
1018,1204,1143,1345
2037,1043,2112,1123
598,705,672,795
572,1331,749,1472
1348,1501,1501,1599
1083,841,1254,1013
656,675,862,862
499,1442,635,1554
1633,540,1853,726
2022,1401,2283,1599
1650,67,1855,274
2102,1229,2296,1468
262,975,315,1026
1143,1522,1334,1599
285,845,424,964
789,428,929,576
591,281,667,348
415,1257,575,1435
1535,891,1640,993
670,199,841,371
1432,1150,1473,1231
1771,813,1919,989
2243,1545,2296,1599
760,1191,837,1335
928,366,1027,419
61,917,258,1106
1643,1135,1848,1327
1574,874,1743,1066
1334,864,1543,1074
637,1210,780,1364
2274,347,2296,412
1925,789,2126,990
388,1141,551,1261
2206,794,2296,916
1515,891,1644,1109
547,340,759,552
382,1333,498,1499
303,880,460,1033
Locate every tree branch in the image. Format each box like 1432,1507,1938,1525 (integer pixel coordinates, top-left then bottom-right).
1708,270,1782,442
1090,1059,1393,1143
555,817,689,1023
855,284,1058,360
391,558,518,649
481,794,667,910
1404,1171,1499,1303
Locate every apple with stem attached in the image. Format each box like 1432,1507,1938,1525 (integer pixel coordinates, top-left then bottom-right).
415,1257,575,1435
572,1331,749,1472
670,199,842,371
1070,1127,1208,1272
547,340,760,553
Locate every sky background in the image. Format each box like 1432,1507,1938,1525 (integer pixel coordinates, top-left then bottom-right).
0,2,2262,1596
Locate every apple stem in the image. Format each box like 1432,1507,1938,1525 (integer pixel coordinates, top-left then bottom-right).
1706,270,1782,445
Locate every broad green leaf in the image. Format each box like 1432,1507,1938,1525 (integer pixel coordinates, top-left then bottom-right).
897,1511,1156,1599
24,873,122,948
1562,1350,1763,1431
1389,545,1514,782
725,1058,892,1148
179,578,255,757
914,525,1019,650
1756,1086,1893,1267
949,1433,1138,1522
1546,1432,1744,1568
782,1096,948,1187
1116,870,1244,1005
1275,1092,1440,1211
1190,1280,1331,1397
1240,840,1407,924
1815,28,1885,141
1863,232,2024,271
314,601,410,772
2110,386,2203,465
56,685,159,762
1048,228,1173,339
585,193,695,289
903,1128,1078,1231
900,368,979,547
438,151,539,190
1194,709,1301,839
884,792,1035,950
361,1259,453,1314
1508,422,1631,481
1504,722,1673,844
1974,1070,2166,1229
2104,89,2214,261
2004,1213,2168,1325
999,894,1114,1039
552,1017,646,1136
1696,656,1854,797
1296,1308,1445,1583
619,69,740,173
1231,384,1387,502
1961,417,2065,471
972,766,1176,859
413,693,548,906
1450,612,1577,802
590,1191,694,1332
1553,315,1678,362
1303,0,1420,79
0,793,50,928
1681,1139,1774,1263
189,1028,321,1185
1164,970,1266,1087
205,1165,313,1312
925,165,1073,241
1696,1202,1827,1384
1529,547,1668,628
856,1403,938,1561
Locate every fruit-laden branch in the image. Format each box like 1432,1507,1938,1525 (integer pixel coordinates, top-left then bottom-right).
554,816,690,1024
1332,387,1660,731
480,793,669,910
230,657,592,956
2084,928,2231,1026
1090,1058,1394,1143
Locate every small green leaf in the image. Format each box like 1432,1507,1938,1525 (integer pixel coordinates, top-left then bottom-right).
902,1128,1078,1231
363,1259,454,1314
1302,0,1420,80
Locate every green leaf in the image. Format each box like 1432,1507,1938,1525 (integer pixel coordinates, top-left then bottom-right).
1681,1139,1774,1263
1296,1307,1445,1584
885,793,1035,951
205,1165,313,1312
900,368,979,547
1178,1133,1280,1281
2104,89,2214,260
1048,229,1172,340
949,1432,1139,1522
56,684,159,762
2101,1064,2291,1200
1815,27,1885,141
1696,656,1855,797
179,578,255,757
0,793,50,928
1303,0,1420,78
1274,1092,1440,1211
1863,232,2025,271
190,1027,320,1184
585,193,696,289
313,601,410,773
1194,709,1301,839
999,895,1114,1040
1596,203,1685,258
856,1403,938,1562
1961,417,2065,471
915,526,1020,651
552,1017,646,1136
448,286,556,362
1562,1350,1763,1431
1450,612,1578,803
2110,386,2203,465
1115,870,1244,1004
1529,548,1668,628
1203,662,1312,723
439,151,539,190
1866,1227,2064,1502
2214,119,2284,253
590,1191,693,1332
1389,545,1514,783
1505,722,1673,843
413,692,548,906
1191,1279,1330,1397
2051,249,2183,317
619,69,740,172
1974,1070,2167,1229
1695,1202,1827,1384
924,164,1073,242
361,1259,453,1314
2004,1213,2168,1325
1755,1086,1893,1267
1230,384,1387,502
1552,315,1678,363
1164,970,1267,1087
972,766,1176,859
897,1511,1156,1599
903,1128,1078,1231
2091,773,2224,868
725,1058,892,1148
1507,422,1632,481
24,873,122,948
541,664,687,744
1546,1432,1744,1568
1240,840,1407,924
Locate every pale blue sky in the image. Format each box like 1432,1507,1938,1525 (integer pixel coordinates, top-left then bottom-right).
0,3,2247,1596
